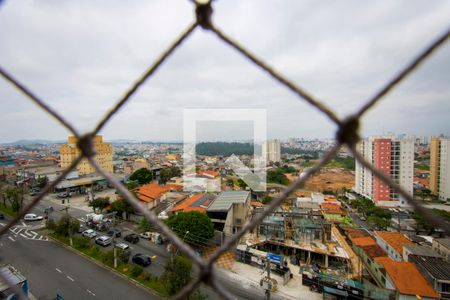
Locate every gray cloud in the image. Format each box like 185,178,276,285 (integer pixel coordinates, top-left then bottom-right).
1,0,449,142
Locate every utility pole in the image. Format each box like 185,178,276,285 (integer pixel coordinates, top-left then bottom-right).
174,231,189,258
61,206,73,247
113,213,117,268
260,259,272,300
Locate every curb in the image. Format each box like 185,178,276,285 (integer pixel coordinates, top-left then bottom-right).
47,235,165,299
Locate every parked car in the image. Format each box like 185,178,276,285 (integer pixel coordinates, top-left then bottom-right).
107,228,121,238
44,206,54,214
139,232,152,240
96,223,109,232
124,233,139,244
78,223,86,233
95,235,112,247
132,253,151,267
82,229,97,238
115,242,130,250
24,213,43,221
0,213,4,220
57,192,68,198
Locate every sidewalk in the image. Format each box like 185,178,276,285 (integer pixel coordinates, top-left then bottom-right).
222,261,322,300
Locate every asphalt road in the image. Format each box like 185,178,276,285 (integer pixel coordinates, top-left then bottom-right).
0,224,161,300
6,196,288,299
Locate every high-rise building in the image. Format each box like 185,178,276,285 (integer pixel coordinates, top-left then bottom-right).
354,135,414,207
262,139,281,163
430,137,450,201
60,135,113,175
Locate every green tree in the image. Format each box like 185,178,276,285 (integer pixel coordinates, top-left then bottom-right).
237,178,247,189
117,248,131,264
4,187,21,213
37,176,48,189
111,199,135,219
261,195,273,205
54,215,80,237
139,217,153,232
129,168,153,185
165,211,214,245
267,169,289,185
161,256,192,296
160,167,181,184
89,197,110,213
161,256,207,299
125,180,139,190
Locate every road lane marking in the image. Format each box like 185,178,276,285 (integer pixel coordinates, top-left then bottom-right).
21,221,26,227
86,289,96,296
66,276,75,282
20,233,27,239
8,236,15,242
0,222,5,227
55,268,62,273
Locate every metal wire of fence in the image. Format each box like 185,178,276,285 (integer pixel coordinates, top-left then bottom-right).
0,1,449,299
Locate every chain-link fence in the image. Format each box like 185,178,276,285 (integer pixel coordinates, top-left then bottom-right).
1,1,449,299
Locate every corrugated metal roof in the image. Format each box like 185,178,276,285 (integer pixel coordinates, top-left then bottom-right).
0,264,26,292
207,191,249,211
409,255,450,280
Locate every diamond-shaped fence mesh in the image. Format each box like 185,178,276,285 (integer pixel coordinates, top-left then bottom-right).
0,1,449,299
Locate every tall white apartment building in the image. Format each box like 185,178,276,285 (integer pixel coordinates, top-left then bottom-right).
430,137,450,201
262,139,281,163
354,135,414,207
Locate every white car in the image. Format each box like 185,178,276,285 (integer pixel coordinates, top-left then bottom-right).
139,232,152,240
24,213,43,221
95,235,112,247
115,242,130,250
82,229,97,238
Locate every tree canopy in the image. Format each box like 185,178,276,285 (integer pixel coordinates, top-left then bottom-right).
267,169,289,185
159,167,181,184
129,168,153,185
165,211,214,245
89,197,110,213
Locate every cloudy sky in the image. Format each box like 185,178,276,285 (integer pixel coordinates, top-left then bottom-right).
1,0,449,143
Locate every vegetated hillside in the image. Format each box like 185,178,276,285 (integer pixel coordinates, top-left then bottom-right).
196,142,256,156
196,142,323,157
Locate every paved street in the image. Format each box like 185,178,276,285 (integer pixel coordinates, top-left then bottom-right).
1,194,293,299
0,222,161,300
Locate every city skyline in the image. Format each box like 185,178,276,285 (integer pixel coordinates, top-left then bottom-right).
1,1,450,142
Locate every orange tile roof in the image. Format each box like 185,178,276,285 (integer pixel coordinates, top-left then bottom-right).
171,194,205,212
352,237,377,247
295,191,311,197
374,257,438,298
345,228,370,239
198,170,220,178
414,177,429,187
361,244,387,259
135,183,182,203
324,195,338,202
251,201,264,207
375,231,413,255
320,203,345,215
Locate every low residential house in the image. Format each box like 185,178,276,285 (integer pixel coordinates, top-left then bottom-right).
409,255,450,299
0,264,29,298
171,193,216,214
373,257,438,299
433,238,450,262
320,203,346,223
183,172,221,193
135,183,182,210
206,191,251,236
350,236,389,286
375,231,413,262
403,244,442,262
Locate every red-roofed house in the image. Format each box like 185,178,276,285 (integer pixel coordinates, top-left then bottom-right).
135,183,182,210
171,193,216,214
198,170,220,178
375,231,413,261
374,257,438,299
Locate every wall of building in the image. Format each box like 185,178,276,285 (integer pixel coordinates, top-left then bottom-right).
438,139,450,201
60,135,113,175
